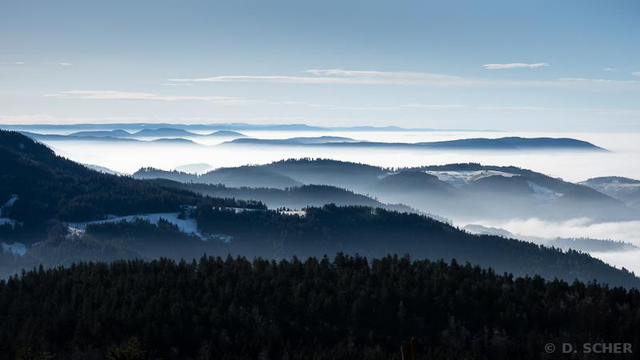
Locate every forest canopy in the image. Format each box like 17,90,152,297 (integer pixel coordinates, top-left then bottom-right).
0,254,638,360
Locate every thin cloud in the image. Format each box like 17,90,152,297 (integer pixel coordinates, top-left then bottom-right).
632,71,640,77
43,90,251,104
478,105,640,115
558,77,640,84
401,103,466,109
603,68,618,71
2,61,72,66
478,106,549,111
168,68,640,89
163,83,194,86
169,70,472,86
0,114,321,125
281,101,466,111
42,62,73,66
483,63,549,70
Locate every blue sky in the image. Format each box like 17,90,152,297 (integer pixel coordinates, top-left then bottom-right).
1,0,639,131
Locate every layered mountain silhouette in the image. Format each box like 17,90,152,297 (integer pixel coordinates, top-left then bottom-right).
1,130,638,287
15,127,607,153
224,136,607,151
152,180,436,220
135,159,634,222
580,176,640,209
20,128,247,142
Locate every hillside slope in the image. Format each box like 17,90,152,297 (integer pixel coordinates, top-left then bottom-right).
1,131,638,287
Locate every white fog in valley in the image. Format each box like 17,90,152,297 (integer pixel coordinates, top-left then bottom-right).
592,250,640,275
469,218,640,274
26,129,640,274
39,130,640,182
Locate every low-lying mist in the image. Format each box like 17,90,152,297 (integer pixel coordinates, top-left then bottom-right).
21,128,640,273
41,130,640,182
473,218,640,244
468,217,640,273
591,249,640,274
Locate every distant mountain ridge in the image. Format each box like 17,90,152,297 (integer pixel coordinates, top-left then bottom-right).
22,128,247,141
580,176,640,209
134,159,633,222
134,166,302,189
224,136,607,151
20,132,201,145
150,180,449,221
14,127,606,153
2,130,638,287
230,136,358,145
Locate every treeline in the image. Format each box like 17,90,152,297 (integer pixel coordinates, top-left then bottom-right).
153,180,423,217
1,218,222,278
3,196,639,288
194,204,640,288
0,255,638,360
0,130,265,241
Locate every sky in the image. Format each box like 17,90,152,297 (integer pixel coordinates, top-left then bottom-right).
1,0,639,131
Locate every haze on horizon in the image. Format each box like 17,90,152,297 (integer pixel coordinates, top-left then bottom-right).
1,0,639,132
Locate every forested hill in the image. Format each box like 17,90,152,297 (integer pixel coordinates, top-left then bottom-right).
0,255,638,360
0,130,264,233
192,204,640,288
133,158,634,222
1,130,639,288
152,180,423,216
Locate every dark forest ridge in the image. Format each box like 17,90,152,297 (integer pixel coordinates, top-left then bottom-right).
1,255,639,360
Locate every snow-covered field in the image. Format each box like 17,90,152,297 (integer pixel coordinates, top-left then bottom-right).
0,195,20,228
526,181,562,201
425,170,518,188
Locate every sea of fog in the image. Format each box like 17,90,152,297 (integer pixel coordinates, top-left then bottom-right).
37,130,640,182
25,129,640,272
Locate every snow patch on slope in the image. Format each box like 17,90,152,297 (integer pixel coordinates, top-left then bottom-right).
68,213,202,238
0,195,19,217
0,195,20,228
0,218,18,227
526,181,563,201
425,170,519,188
588,180,640,195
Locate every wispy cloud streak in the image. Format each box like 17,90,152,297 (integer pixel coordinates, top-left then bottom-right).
169,69,471,86
43,90,251,103
483,63,549,70
168,69,639,89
